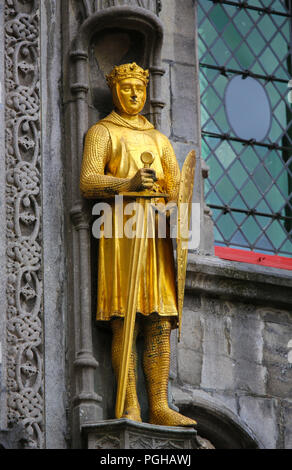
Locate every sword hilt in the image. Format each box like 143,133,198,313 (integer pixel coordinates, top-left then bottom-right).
141,151,155,169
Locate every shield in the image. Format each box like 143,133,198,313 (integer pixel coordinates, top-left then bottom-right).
177,150,197,340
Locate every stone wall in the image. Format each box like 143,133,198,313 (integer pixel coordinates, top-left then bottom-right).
171,255,292,448
0,0,66,449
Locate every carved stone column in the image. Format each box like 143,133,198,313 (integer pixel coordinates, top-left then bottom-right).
3,0,45,449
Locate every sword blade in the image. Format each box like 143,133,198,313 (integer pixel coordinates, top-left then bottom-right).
115,197,150,419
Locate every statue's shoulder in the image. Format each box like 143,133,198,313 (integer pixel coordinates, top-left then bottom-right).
86,120,111,138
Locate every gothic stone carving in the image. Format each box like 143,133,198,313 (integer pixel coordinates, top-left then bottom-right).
5,0,44,449
83,420,199,449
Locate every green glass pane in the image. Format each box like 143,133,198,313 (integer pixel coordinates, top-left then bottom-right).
255,199,272,213
216,175,237,203
246,29,266,56
198,0,292,254
211,37,232,65
270,32,289,62
212,75,228,98
253,145,267,161
265,221,288,249
232,9,254,34
232,194,249,210
241,180,262,206
275,172,289,199
201,68,218,82
274,81,288,98
203,136,221,151
226,56,242,69
279,238,292,255
255,214,272,229
250,60,268,77
198,39,207,58
213,106,229,132
255,233,275,252
252,166,273,193
230,230,250,248
207,154,225,184
235,42,255,69
223,23,242,52
244,7,263,24
214,226,224,243
273,101,286,127
271,1,289,14
217,213,237,239
223,4,238,18
216,141,237,169
263,150,283,180
229,140,243,155
257,15,278,42
240,147,261,173
204,119,222,135
273,63,290,81
266,82,282,108
199,72,209,94
229,160,249,188
269,12,288,30
197,5,205,24
206,189,223,206
258,47,279,75
232,211,247,225
247,0,267,7
201,139,210,158
241,217,262,244
201,107,209,127
205,178,211,195
201,52,217,67
199,18,218,48
209,5,230,32
269,119,284,142
198,1,214,16
201,87,221,114
265,184,285,211
246,0,261,6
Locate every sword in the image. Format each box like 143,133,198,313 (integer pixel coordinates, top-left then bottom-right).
115,152,168,419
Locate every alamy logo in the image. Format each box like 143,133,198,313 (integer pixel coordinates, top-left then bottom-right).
288,79,292,104
92,196,201,250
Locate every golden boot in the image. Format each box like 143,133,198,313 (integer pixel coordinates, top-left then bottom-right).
111,318,142,422
143,316,197,427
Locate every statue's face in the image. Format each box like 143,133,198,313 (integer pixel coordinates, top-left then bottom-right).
113,78,147,115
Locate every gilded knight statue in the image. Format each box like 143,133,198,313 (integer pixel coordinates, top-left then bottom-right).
80,63,196,427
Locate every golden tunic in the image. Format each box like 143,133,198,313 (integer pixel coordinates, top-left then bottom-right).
80,111,181,324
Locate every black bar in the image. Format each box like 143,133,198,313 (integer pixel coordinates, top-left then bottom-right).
202,131,292,152
209,0,292,18
199,62,288,84
209,204,292,222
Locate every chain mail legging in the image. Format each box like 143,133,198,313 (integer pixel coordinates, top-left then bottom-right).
111,315,196,426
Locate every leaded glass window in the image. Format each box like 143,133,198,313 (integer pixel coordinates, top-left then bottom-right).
197,0,292,257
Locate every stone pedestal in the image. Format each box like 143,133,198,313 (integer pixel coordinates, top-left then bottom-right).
82,419,199,449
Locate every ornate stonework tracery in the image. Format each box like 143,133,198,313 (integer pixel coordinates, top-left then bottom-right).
4,0,44,449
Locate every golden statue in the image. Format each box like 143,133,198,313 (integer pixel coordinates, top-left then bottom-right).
80,63,196,427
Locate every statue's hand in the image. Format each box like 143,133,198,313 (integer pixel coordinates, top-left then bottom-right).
129,168,157,191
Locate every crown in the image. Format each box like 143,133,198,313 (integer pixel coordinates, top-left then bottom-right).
106,63,150,89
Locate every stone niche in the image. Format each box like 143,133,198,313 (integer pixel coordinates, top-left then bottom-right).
65,0,166,447
88,28,147,121
74,0,161,22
